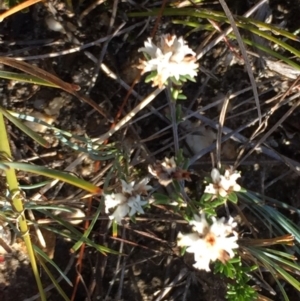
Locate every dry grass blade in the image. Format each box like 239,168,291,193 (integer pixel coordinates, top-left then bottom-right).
79,0,106,22
216,92,231,169
13,21,144,61
94,87,164,143
86,0,119,95
0,0,42,22
232,80,300,168
218,0,261,124
187,110,300,175
196,0,269,59
0,57,112,121
155,269,188,301
235,98,300,169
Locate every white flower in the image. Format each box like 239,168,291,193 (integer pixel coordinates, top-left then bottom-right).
132,178,152,195
205,167,241,197
120,179,135,195
109,203,130,224
121,178,152,195
128,195,148,216
138,34,199,88
148,156,191,186
178,214,238,271
161,157,177,174
104,193,127,214
104,179,152,224
148,157,176,179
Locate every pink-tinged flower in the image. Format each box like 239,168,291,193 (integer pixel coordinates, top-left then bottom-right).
138,34,198,88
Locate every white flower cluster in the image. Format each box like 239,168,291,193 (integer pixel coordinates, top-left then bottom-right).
138,34,199,88
205,167,241,198
148,157,177,186
148,157,191,186
177,214,238,271
104,179,152,224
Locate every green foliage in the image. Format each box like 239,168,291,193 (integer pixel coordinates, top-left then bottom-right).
4,0,22,8
215,257,258,301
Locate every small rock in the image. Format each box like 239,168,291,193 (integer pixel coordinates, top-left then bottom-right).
45,16,65,33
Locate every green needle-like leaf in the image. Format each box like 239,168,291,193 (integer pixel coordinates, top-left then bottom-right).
0,106,50,148
0,162,101,194
34,245,72,286
0,70,60,87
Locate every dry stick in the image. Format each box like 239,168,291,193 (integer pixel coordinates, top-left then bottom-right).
155,269,188,301
234,77,300,167
93,88,164,143
74,262,92,301
264,169,292,189
13,21,146,61
70,197,93,301
187,116,264,165
104,228,126,301
180,85,273,164
234,99,300,169
182,274,192,301
166,86,180,155
79,0,106,22
252,76,300,140
92,63,143,174
150,0,177,157
27,209,46,247
196,0,268,59
99,0,167,147
208,18,243,61
0,57,111,121
116,228,127,300
188,109,300,175
87,0,119,95
226,85,283,121
218,0,261,124
151,0,168,37
216,92,231,169
97,60,169,124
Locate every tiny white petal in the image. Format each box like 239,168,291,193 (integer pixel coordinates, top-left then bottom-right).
233,183,241,192
134,178,152,194
219,187,228,198
206,167,241,197
121,179,134,194
104,193,127,213
204,183,218,195
211,168,221,184
193,258,211,271
161,157,177,174
110,203,130,224
127,195,147,216
177,233,200,247
219,175,231,192
190,214,209,234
